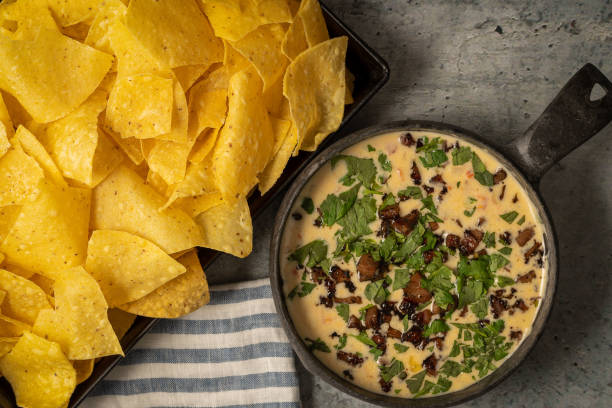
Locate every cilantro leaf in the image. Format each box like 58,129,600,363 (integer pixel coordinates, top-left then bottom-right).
416,136,440,152
398,186,423,200
489,253,510,272
379,358,405,382
420,149,448,168
378,152,392,171
379,234,398,263
440,360,463,377
288,240,328,267
350,332,377,347
367,144,375,152
471,154,494,186
335,304,349,322
464,207,476,217
392,222,425,263
365,278,390,304
337,196,377,239
420,195,438,214
406,370,426,394
320,184,360,226
300,197,314,214
392,269,413,291
500,211,519,223
457,279,484,308
517,215,526,225
498,246,512,255
331,155,378,189
380,193,396,210
449,340,461,357
402,314,411,331
423,319,450,337
470,296,488,319
452,146,473,165
304,337,330,353
433,289,455,309
483,232,496,248
288,282,317,299
394,343,409,353
335,334,347,350
496,275,515,287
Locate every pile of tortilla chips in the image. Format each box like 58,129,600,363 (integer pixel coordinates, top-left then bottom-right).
0,0,350,406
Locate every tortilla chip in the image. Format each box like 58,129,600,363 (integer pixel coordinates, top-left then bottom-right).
259,122,296,194
72,359,95,385
106,73,174,139
47,0,99,27
174,64,210,91
0,123,9,159
166,150,219,207
174,192,224,217
195,196,252,257
0,0,59,41
0,331,76,408
86,230,187,307
29,273,55,296
0,336,17,358
85,0,127,55
189,128,220,164
107,308,136,340
282,0,328,60
0,179,91,280
92,164,204,254
33,266,123,359
0,92,14,138
2,264,34,280
0,28,112,123
0,268,51,325
14,125,67,187
200,0,292,42
230,23,288,91
0,144,44,207
108,17,163,76
283,37,347,152
262,75,285,116
126,0,223,68
145,170,170,197
212,69,274,202
156,77,190,143
90,129,123,188
0,313,30,337
119,249,209,318
146,138,193,186
102,126,144,165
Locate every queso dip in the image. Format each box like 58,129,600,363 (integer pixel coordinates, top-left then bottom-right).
280,131,546,397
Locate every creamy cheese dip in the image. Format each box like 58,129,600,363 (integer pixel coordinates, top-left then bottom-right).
280,131,546,398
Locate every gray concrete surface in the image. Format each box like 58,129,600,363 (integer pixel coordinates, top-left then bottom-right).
206,1,612,407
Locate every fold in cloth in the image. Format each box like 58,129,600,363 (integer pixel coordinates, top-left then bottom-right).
83,278,300,408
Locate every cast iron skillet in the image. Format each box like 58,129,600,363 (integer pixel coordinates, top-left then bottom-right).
270,63,612,407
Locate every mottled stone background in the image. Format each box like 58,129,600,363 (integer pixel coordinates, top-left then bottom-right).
207,1,612,407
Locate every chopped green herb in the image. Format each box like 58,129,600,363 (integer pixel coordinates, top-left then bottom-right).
464,207,476,217
350,332,377,347
367,144,376,152
402,314,411,331
394,389,401,395
468,197,477,203
457,181,461,188
379,234,398,263
331,155,378,189
416,136,441,152
517,215,526,225
420,149,448,168
392,269,413,291
423,319,450,337
498,246,512,255
398,186,423,199
500,211,519,224
472,153,494,186
483,232,496,248
380,193,396,210
288,282,317,299
337,196,378,239
394,343,409,353
288,240,328,267
405,370,426,394
449,340,461,357
319,184,360,226
358,304,375,320
304,337,330,353
416,299,432,311
365,278,391,304
378,152,392,171
335,304,349,322
470,296,488,319
452,146,473,165
379,358,405,382
392,222,425,263
420,195,438,214
300,197,314,214
496,275,515,287
489,253,510,272
440,360,463,377
335,334,348,350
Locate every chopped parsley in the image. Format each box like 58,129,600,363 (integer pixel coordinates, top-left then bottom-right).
379,358,405,382
469,296,488,319
335,304,349,322
379,193,396,210
337,196,377,239
300,197,314,214
304,337,330,353
471,153,494,186
496,275,515,287
331,154,378,190
319,184,359,226
423,319,450,337
398,186,423,199
367,144,376,152
483,232,496,248
500,211,519,224
364,277,391,304
406,370,426,394
498,246,512,255
288,282,317,299
392,268,412,290
288,240,328,267
452,146,473,165
420,195,438,215
378,152,392,171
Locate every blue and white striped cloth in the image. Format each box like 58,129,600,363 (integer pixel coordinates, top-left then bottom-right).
84,279,300,408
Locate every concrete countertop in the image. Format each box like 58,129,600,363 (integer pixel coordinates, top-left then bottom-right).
207,1,612,407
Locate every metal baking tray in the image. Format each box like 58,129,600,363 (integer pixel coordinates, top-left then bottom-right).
0,3,389,407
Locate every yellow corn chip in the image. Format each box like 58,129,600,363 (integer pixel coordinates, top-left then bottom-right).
0,28,112,123
0,336,17,359
174,64,210,91
212,69,274,202
29,273,55,296
189,128,220,164
188,85,227,139
126,0,223,68
0,0,59,40
106,73,174,139
270,116,292,156
102,126,144,165
0,313,30,337
107,308,137,340
72,359,95,384
200,0,292,42
92,164,204,254
85,0,127,55
90,129,124,188
283,37,347,152
259,123,297,194
0,144,44,207
0,122,10,159
47,0,99,27
262,75,285,116
61,21,91,41
108,17,163,76
145,170,170,197
146,138,194,186
156,76,190,144
0,92,14,138
0,91,31,129
3,264,34,280
86,230,187,307
282,0,328,60
230,23,288,91
33,266,123,359
119,250,210,318
0,268,51,325
1,180,90,280
165,152,219,207
14,125,67,187
195,197,252,257
223,39,252,78
174,192,224,217
0,331,76,408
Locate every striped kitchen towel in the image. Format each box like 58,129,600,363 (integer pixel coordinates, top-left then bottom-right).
83,278,300,408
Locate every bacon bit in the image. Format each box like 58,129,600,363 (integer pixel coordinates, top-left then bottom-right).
524,241,542,263
456,219,463,228
477,217,486,227
411,161,421,185
311,266,325,283
357,253,381,282
500,231,512,245
402,326,424,348
365,306,380,330
499,184,506,200
513,299,529,311
434,337,444,351
516,228,535,247
403,273,432,304
510,330,523,341
398,298,417,317
446,234,460,249
422,354,438,376
319,296,333,308
423,250,435,264
490,294,508,318
334,296,362,304
387,327,402,339
517,270,536,283
379,202,400,220
412,309,432,328
467,229,484,243
337,351,364,367
393,210,420,236
371,333,386,347
430,174,446,184
459,233,478,255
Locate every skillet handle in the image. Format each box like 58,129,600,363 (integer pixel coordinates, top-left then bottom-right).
503,63,612,185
